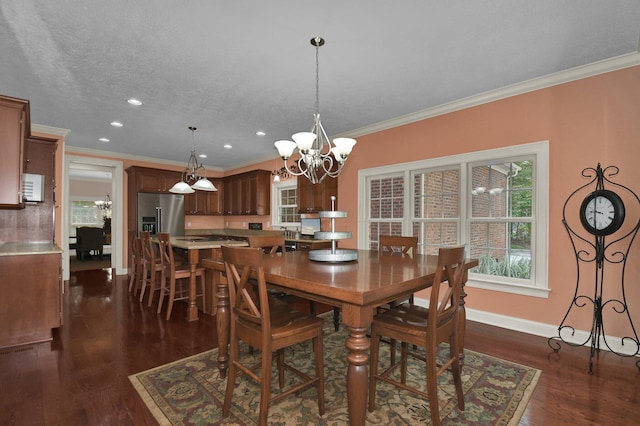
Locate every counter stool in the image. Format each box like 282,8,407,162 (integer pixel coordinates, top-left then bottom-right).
139,231,164,306
156,232,206,320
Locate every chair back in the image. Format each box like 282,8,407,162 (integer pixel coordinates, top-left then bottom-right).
140,231,156,265
428,246,466,340
379,235,418,255
247,235,285,254
222,246,271,333
157,232,175,273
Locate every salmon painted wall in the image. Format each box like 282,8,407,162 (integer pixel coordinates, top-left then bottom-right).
336,66,640,337
60,66,640,339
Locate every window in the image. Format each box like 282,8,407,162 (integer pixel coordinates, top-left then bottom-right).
470,160,533,280
368,175,404,251
71,200,102,227
271,181,300,228
359,141,548,297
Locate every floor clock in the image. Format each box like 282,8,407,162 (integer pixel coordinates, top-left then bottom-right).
548,164,640,374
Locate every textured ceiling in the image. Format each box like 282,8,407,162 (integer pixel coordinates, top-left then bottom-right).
1,1,639,172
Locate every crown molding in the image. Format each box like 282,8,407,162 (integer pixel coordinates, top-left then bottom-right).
341,52,640,139
64,145,224,172
32,124,71,138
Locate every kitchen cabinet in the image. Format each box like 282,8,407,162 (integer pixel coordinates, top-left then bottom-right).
297,174,338,213
0,95,30,209
223,170,271,215
128,166,182,194
0,251,62,349
185,179,223,215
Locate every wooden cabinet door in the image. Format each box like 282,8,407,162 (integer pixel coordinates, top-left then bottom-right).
206,179,224,215
223,176,240,215
133,167,181,193
297,175,338,213
0,96,29,208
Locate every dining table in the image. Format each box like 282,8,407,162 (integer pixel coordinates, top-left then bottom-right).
202,248,478,426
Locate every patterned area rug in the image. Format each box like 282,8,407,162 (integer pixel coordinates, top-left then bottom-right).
130,319,540,425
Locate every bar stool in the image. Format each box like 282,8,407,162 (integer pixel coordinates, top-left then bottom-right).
128,231,143,295
156,232,206,320
139,231,164,306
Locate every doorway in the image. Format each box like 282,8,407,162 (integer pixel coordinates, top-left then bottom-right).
63,155,124,281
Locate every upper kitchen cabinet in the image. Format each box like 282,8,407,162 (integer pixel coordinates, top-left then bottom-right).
297,174,338,213
127,166,182,194
223,170,271,215
185,179,224,215
0,95,30,209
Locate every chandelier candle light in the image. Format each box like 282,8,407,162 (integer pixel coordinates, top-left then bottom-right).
170,126,217,194
274,37,357,185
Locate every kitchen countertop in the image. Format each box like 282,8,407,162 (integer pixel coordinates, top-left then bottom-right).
0,242,63,256
167,236,248,250
185,229,332,244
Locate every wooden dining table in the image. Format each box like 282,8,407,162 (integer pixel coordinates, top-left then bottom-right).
202,248,477,426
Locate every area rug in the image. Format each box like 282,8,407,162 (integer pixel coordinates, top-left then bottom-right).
129,319,540,425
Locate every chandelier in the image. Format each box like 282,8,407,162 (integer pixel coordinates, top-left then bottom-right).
94,193,112,210
274,37,356,184
170,126,217,194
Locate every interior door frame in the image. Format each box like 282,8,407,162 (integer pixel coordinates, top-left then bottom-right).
62,155,124,281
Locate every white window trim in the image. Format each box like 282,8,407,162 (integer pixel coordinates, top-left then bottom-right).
271,178,299,229
358,141,549,298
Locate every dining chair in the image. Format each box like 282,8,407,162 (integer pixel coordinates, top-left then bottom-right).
221,245,325,426
138,231,164,306
368,246,466,426
128,231,143,295
379,235,419,362
156,232,206,320
248,234,317,310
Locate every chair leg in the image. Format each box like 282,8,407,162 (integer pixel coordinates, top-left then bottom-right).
139,265,148,302
157,277,166,315
400,342,409,384
333,307,340,331
368,327,381,412
314,332,325,415
425,343,441,426
147,269,157,307
259,348,273,426
277,349,285,389
223,333,239,418
450,335,465,410
166,277,176,320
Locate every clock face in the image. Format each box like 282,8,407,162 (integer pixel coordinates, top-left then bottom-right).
579,189,625,236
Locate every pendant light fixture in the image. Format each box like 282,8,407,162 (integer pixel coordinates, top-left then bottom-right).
274,37,357,184
170,126,217,194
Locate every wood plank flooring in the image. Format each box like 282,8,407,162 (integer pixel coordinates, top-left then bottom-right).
1,268,638,425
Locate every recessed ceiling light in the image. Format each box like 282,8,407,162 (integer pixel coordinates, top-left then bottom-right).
98,137,110,143
256,131,266,136
224,144,232,149
110,121,123,127
127,98,143,106
198,154,207,159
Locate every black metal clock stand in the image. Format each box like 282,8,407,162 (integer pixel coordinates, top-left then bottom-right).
547,164,640,374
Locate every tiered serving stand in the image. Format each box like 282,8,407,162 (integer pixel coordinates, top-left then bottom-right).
309,196,358,262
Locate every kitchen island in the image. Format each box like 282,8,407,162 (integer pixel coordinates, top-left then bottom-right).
167,236,247,321
0,242,63,348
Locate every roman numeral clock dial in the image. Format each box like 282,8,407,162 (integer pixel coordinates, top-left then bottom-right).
579,189,625,236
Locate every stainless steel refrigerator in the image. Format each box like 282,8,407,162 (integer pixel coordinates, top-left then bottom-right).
137,193,185,237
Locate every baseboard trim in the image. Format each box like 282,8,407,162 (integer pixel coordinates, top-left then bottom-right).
413,296,639,357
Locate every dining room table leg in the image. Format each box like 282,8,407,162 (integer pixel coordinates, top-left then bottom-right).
342,304,373,426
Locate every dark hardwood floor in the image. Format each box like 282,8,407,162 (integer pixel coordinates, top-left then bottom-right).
1,268,638,425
